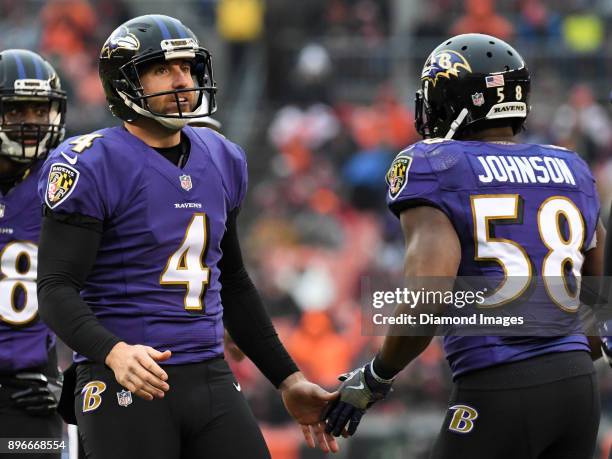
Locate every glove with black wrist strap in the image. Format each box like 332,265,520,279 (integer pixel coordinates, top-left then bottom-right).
323,359,395,437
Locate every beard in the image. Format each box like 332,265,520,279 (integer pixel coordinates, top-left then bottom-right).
147,91,197,115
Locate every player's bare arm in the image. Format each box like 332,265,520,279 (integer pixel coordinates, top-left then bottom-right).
377,206,461,373
324,206,460,436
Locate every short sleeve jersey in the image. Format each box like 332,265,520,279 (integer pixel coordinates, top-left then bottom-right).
0,161,56,373
39,126,248,364
386,139,599,378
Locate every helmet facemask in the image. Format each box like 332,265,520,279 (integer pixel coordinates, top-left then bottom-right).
0,79,66,163
112,39,217,130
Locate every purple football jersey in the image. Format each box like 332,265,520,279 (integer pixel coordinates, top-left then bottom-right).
38,126,248,365
0,161,56,374
386,139,599,378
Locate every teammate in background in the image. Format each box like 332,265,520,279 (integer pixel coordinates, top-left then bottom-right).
324,33,604,458
36,15,337,459
0,49,66,458
598,94,612,459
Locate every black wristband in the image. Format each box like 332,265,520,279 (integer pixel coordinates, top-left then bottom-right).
372,353,402,381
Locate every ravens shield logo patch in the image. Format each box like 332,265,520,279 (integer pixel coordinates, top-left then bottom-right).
45,163,80,209
386,155,412,200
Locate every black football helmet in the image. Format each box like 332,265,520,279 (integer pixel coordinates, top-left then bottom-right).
0,49,66,163
415,33,530,139
99,14,217,130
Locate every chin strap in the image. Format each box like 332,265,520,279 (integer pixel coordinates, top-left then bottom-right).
117,90,213,130
444,108,469,140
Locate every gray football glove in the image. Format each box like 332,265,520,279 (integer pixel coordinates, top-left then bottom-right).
323,362,393,437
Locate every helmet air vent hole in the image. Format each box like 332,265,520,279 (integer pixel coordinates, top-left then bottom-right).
486,52,493,58
489,41,495,45
507,50,513,56
504,65,510,71
446,41,452,45
461,46,468,50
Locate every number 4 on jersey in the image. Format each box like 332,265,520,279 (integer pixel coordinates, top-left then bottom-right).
160,213,211,312
69,134,103,153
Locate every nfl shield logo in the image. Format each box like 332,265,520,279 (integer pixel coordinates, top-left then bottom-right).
116,390,132,407
0,203,5,218
471,92,485,106
179,174,192,191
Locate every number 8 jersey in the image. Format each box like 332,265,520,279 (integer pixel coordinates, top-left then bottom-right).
38,126,247,364
386,139,600,378
0,161,56,373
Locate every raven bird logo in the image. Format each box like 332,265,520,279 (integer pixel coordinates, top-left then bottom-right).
421,50,472,87
100,26,140,58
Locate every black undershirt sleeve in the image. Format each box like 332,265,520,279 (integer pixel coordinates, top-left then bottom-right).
37,211,122,363
219,209,299,388
36,136,191,363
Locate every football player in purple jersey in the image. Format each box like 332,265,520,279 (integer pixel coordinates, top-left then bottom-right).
36,15,338,459
0,49,66,458
324,33,604,458
599,98,612,459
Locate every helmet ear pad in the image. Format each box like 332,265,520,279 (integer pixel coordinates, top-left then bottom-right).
113,80,131,93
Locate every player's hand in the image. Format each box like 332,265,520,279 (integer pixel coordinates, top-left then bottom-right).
9,372,62,416
104,342,171,401
323,362,394,437
280,372,340,453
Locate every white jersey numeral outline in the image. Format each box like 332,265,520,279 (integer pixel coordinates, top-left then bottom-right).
471,194,585,310
160,213,211,312
0,241,38,326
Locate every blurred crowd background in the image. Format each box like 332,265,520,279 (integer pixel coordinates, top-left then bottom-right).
5,0,612,457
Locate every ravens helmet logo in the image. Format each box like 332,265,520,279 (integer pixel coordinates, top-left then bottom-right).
100,26,140,59
421,50,472,87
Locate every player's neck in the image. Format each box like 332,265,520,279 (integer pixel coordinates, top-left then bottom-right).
459,127,515,143
124,118,182,148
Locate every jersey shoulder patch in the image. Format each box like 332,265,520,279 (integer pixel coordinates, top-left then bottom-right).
386,140,459,201
45,162,80,209
386,153,413,199
41,128,122,215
